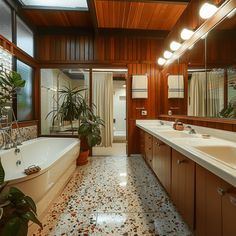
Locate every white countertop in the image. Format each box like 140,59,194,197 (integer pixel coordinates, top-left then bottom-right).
136,119,236,187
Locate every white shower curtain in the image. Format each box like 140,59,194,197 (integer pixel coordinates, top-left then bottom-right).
206,71,224,117
188,71,224,117
93,72,113,147
188,72,206,117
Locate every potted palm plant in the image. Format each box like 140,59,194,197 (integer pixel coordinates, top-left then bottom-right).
77,105,104,165
46,86,87,134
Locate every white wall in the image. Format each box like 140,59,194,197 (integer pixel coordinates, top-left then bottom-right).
113,80,126,133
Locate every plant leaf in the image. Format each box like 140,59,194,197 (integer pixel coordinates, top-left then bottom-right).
22,211,43,229
0,159,5,185
23,196,37,213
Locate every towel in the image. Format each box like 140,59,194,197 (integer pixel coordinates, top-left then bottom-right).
132,75,148,98
168,75,184,98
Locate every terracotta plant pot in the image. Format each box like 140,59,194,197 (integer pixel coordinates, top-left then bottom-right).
77,150,89,166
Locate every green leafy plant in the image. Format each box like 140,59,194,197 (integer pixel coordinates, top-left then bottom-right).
46,86,87,134
78,106,104,149
0,69,26,107
219,96,236,118
0,160,42,236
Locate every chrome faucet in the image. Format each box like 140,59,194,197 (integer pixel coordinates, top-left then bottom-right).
186,125,197,134
160,120,164,125
1,127,18,149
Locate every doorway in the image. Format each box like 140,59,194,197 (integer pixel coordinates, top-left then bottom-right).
92,68,127,156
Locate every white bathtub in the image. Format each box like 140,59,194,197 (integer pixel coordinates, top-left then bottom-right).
0,137,80,219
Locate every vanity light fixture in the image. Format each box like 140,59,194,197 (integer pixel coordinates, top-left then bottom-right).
199,3,218,19
201,32,208,39
180,28,194,40
163,50,173,59
157,57,166,66
170,41,181,51
227,8,236,18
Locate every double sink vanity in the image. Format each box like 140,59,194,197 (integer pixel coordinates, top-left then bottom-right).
136,120,236,236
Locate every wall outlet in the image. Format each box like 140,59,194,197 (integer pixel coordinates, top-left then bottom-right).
141,110,147,115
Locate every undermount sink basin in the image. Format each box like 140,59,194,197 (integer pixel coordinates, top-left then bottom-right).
194,146,236,169
160,131,197,139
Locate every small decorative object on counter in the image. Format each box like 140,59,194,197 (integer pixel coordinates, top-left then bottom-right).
176,122,184,131
168,110,172,116
24,165,41,175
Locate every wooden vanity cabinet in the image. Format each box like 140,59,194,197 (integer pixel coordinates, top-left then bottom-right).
171,149,195,229
139,129,145,157
144,132,153,167
196,164,236,236
152,137,171,194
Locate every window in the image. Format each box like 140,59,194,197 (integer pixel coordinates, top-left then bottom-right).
0,47,12,72
0,1,12,41
16,60,33,121
19,0,88,10
16,16,34,57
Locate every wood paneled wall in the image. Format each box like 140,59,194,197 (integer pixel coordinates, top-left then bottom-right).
36,33,163,155
36,34,163,64
160,63,188,116
127,63,160,155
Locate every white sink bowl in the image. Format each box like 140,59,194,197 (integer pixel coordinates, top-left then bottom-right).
194,146,236,169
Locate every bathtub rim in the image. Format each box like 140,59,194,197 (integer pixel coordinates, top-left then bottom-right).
1,137,80,183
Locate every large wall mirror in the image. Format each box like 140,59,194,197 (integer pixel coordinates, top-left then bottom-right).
174,9,236,119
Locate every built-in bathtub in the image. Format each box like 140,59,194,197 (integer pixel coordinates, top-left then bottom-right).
1,137,80,223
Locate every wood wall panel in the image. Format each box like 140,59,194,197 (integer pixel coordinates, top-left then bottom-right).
127,63,160,155
159,115,236,132
36,34,163,64
160,63,188,115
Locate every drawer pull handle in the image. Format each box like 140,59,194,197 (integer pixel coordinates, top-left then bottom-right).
230,196,236,206
217,187,226,196
177,159,186,164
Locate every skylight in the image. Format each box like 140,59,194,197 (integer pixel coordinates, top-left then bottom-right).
19,0,88,10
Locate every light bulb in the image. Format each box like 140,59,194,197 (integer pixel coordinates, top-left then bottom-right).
157,57,166,66
180,28,194,40
199,3,218,19
163,50,173,59
170,41,181,51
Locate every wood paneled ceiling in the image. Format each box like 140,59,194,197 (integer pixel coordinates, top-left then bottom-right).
19,0,189,33
94,0,187,30
20,10,93,27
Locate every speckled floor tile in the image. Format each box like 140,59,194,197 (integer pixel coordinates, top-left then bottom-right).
33,155,192,236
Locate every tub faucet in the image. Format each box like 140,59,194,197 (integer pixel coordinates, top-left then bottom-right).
160,121,164,126
0,127,18,149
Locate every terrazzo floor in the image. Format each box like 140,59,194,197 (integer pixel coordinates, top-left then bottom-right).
33,155,192,236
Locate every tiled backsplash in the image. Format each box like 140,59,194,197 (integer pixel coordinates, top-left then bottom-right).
0,125,38,145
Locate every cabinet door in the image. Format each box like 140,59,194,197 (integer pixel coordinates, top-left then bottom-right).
153,138,171,194
195,164,230,236
171,149,195,229
144,132,153,167
222,189,236,236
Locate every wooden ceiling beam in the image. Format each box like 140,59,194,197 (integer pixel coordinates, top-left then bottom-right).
87,0,98,32
95,0,190,5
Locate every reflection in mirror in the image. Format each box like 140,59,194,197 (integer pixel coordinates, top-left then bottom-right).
40,68,89,135
207,11,236,119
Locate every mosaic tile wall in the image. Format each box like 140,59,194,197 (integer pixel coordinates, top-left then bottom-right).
0,125,38,145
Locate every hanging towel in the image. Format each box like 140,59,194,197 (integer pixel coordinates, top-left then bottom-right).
168,75,184,98
132,75,148,98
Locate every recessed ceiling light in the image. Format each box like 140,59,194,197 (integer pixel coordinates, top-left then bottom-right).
170,41,181,51
199,3,218,19
19,0,88,10
163,50,173,59
157,57,166,66
180,28,194,40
